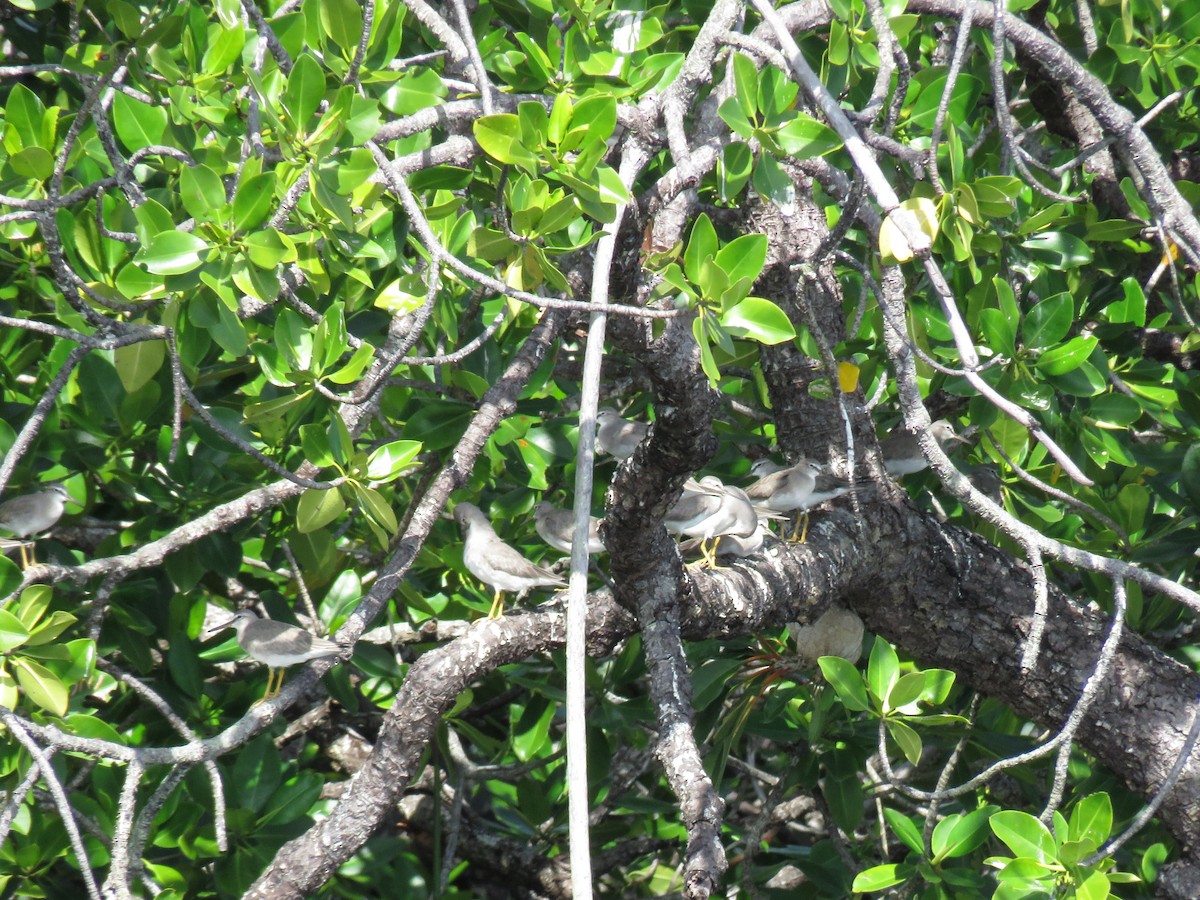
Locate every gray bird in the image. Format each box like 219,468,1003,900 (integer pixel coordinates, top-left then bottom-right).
205,608,343,702
880,419,966,477
0,484,78,568
596,408,649,460
749,458,785,478
745,459,831,542
455,501,565,618
665,476,758,567
787,606,865,667
533,501,604,555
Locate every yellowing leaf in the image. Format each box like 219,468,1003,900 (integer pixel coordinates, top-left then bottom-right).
879,197,939,263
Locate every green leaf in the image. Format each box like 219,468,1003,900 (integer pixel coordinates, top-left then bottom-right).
883,808,925,855
202,23,246,73
114,338,166,393
732,52,759,120
1036,336,1099,376
817,656,870,711
719,142,753,202
887,670,927,712
365,440,422,482
1020,232,1094,270
15,585,52,629
714,233,768,285
1181,445,1200,512
932,807,994,862
282,53,326,131
473,114,539,171
4,83,48,149
1022,293,1074,351
25,610,77,646
990,810,1057,863
684,214,718,285
0,609,31,652
112,91,169,151
136,231,212,275
751,152,792,205
12,656,69,716
719,297,796,344
773,113,843,157
297,488,346,533
0,558,21,607
9,146,54,180
180,164,228,222
867,636,899,707
979,308,1017,358
886,718,923,765
320,0,363,55
351,483,399,535
1106,277,1147,326
300,423,335,467
717,96,755,140
233,172,277,232
852,864,909,892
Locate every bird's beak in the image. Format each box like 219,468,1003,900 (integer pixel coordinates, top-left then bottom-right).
202,616,237,641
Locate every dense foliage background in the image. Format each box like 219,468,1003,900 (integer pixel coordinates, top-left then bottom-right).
3,0,1200,896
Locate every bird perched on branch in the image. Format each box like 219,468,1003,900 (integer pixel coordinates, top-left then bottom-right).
596,408,649,460
665,476,759,567
205,608,344,703
880,419,966,477
533,501,604,555
0,483,78,568
455,501,565,618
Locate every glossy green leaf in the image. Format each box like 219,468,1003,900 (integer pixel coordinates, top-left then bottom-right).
12,656,69,716
180,164,228,221
136,231,212,275
719,141,754,202
684,214,718,285
1022,293,1074,351
15,584,52,629
1107,277,1147,326
719,297,796,344
774,113,843,157
1020,232,1094,269
852,864,908,892
867,636,899,706
817,656,870,711
886,718,923,764
365,440,422,482
297,488,346,533
114,338,166,393
233,172,277,232
0,609,30,652
320,0,363,55
282,53,326,130
473,114,539,171
112,91,169,151
932,807,994,862
990,810,1057,863
25,610,77,646
1036,336,1099,376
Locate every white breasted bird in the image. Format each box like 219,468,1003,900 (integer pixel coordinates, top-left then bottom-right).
665,476,758,567
205,608,343,702
880,419,966,477
0,483,79,568
455,501,565,618
739,458,844,542
533,501,604,555
596,408,649,460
